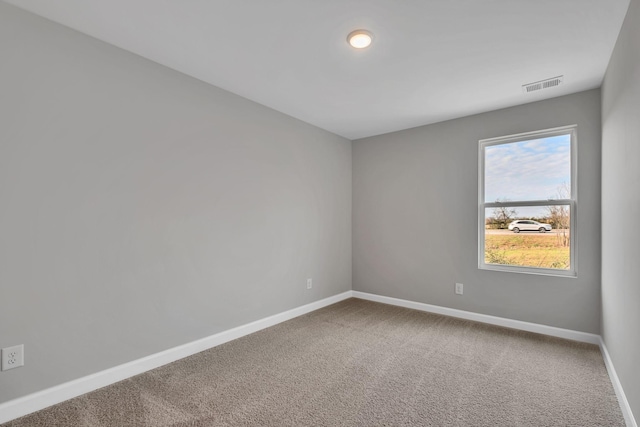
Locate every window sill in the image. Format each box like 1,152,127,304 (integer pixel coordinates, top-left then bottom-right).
479,263,577,278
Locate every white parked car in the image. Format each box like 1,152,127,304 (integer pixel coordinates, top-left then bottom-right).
508,220,552,233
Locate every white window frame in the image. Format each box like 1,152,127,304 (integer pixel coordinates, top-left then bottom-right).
478,125,577,277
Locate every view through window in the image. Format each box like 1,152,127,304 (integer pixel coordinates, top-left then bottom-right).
479,126,576,276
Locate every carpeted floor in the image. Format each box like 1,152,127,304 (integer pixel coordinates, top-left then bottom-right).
3,298,625,426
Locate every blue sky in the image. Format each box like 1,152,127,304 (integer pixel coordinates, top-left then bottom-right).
484,134,571,203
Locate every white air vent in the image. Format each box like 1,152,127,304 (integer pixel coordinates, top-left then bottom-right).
522,76,563,94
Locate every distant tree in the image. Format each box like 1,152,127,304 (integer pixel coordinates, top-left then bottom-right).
546,183,570,247
492,199,518,229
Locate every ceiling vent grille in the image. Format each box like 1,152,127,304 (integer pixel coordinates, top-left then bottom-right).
522,76,563,94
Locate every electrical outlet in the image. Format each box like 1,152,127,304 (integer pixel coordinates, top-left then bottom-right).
455,283,463,295
307,278,312,289
1,345,24,371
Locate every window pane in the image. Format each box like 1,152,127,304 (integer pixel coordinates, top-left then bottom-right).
484,134,571,202
484,206,571,270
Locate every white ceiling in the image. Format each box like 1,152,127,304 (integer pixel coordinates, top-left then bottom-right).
4,0,631,140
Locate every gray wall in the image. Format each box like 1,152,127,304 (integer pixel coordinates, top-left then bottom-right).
0,3,351,403
353,90,602,333
601,0,640,421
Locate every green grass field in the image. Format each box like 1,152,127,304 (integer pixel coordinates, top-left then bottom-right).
485,233,570,270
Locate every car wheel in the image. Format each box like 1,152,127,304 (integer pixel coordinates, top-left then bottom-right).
539,227,546,233
513,227,520,233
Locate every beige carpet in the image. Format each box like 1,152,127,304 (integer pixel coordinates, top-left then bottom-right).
3,298,625,426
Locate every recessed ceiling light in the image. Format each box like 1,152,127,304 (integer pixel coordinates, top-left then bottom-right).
347,30,373,49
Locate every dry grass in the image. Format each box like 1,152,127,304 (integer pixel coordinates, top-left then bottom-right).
485,232,570,269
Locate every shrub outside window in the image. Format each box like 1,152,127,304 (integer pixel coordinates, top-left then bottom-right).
478,125,577,277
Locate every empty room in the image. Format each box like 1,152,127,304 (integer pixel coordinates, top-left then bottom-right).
1,0,638,426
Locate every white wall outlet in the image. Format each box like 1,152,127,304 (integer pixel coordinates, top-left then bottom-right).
1,344,24,371
455,283,463,295
307,278,312,289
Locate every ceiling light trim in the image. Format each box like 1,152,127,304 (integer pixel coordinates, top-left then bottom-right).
347,29,373,49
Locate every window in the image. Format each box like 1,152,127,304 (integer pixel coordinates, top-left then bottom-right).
479,125,576,276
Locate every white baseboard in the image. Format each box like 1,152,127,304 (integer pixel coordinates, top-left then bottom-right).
600,339,638,427
2,290,635,427
352,291,601,344
0,291,352,424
